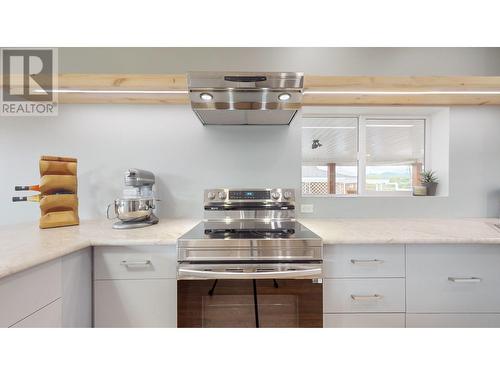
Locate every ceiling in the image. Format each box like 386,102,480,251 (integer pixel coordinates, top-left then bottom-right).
302,117,357,164
302,117,425,165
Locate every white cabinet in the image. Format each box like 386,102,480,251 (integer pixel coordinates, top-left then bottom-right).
94,245,177,280
94,279,177,327
324,313,405,328
93,245,178,328
0,258,61,327
406,314,500,328
324,245,405,278
407,245,500,313
323,245,406,327
324,278,405,313
1,247,92,328
62,248,92,327
11,299,62,328
323,244,500,327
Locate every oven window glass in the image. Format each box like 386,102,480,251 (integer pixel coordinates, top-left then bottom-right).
178,279,322,328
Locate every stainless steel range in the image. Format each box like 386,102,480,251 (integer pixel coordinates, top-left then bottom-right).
177,188,323,328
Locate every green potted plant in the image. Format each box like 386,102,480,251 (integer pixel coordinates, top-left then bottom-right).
420,170,439,196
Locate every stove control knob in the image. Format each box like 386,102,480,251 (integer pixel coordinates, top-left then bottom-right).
283,191,293,200
207,191,216,200
271,191,281,200
218,191,227,200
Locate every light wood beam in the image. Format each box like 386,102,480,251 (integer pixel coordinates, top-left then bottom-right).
2,74,500,105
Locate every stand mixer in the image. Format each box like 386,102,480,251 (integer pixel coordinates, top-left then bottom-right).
107,169,159,229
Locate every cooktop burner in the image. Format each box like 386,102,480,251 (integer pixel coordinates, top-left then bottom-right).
204,228,295,239
180,220,320,242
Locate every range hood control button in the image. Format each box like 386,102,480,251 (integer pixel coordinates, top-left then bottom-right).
218,191,227,200
271,191,280,200
207,191,216,200
283,191,292,199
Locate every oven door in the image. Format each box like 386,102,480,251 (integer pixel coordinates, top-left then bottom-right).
177,263,323,328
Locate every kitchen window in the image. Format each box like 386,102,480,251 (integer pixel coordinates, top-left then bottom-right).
301,115,428,197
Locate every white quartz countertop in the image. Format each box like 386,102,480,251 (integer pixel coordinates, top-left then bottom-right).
1,218,500,280
0,219,198,280
301,218,500,245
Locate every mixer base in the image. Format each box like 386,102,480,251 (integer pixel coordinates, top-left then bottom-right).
112,214,159,229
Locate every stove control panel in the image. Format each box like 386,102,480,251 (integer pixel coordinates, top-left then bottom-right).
229,190,270,200
204,188,295,205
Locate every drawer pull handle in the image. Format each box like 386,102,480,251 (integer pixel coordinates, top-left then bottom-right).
448,277,482,283
350,259,384,265
121,260,152,267
350,294,383,301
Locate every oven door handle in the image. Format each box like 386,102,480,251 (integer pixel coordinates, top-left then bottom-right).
177,267,323,280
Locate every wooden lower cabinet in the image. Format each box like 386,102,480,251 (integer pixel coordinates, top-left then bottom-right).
406,314,500,328
94,279,177,328
324,313,405,328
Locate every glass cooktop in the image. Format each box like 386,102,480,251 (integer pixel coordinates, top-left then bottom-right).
179,220,321,241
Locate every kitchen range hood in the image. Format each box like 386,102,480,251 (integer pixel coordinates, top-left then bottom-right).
187,72,304,125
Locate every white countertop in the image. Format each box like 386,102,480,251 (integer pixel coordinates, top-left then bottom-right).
0,219,198,280
1,218,500,280
301,218,500,245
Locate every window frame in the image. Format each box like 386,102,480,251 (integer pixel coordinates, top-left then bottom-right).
301,114,431,197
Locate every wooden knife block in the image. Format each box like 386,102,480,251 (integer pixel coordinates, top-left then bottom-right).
39,156,80,229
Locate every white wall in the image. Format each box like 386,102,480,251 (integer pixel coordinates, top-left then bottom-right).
58,47,500,75
1,48,500,225
1,104,500,225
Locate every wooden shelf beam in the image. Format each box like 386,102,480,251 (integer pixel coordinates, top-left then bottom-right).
2,74,500,105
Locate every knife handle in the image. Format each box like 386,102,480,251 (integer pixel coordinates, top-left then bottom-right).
12,195,41,202
15,185,40,191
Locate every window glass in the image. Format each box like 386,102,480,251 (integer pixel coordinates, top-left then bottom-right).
302,117,358,195
365,119,425,193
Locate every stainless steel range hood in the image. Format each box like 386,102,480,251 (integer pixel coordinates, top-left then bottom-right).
187,72,304,125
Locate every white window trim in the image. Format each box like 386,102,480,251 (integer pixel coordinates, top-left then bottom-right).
302,113,432,198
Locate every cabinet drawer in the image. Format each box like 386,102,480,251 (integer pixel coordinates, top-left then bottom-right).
0,258,62,327
407,245,500,313
324,278,405,313
406,314,500,328
323,245,405,278
94,245,177,280
94,279,177,327
324,313,405,328
10,299,62,328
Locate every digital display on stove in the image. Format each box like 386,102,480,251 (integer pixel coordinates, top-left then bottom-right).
229,190,270,200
